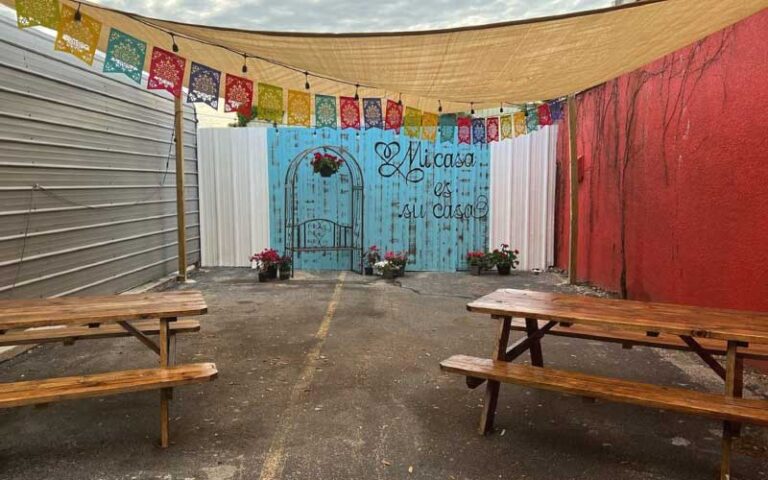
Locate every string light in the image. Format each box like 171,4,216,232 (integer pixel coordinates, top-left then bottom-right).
171,33,179,53
73,2,82,21
304,72,310,90
397,93,403,107
470,102,475,115
241,54,248,74
500,103,504,113
354,84,360,101
438,100,443,113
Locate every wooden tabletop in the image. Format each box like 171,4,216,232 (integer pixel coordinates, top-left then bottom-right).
467,289,768,345
0,290,208,330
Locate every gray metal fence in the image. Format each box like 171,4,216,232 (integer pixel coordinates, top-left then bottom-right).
0,12,200,298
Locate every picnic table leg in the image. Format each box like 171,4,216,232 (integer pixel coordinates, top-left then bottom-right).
159,317,175,448
720,340,740,479
479,315,511,435
525,318,544,367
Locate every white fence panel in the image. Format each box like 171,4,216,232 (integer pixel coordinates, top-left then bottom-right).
489,125,558,271
199,127,270,267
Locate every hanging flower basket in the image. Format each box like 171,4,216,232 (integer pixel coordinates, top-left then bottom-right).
311,152,343,177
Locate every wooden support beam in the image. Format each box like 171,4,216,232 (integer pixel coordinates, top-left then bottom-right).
679,335,726,380
118,321,161,355
467,321,556,389
567,94,579,284
174,95,187,282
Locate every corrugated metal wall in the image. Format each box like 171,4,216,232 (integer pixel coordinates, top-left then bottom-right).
0,13,200,299
198,127,271,267
488,125,558,271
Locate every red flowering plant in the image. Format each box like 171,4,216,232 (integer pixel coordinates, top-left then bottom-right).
311,151,344,176
365,245,381,266
466,250,488,267
489,243,520,269
384,251,409,271
250,248,281,271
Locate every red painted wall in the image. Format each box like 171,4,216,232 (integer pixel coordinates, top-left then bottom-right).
555,10,768,311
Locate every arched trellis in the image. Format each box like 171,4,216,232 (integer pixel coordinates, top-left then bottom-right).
284,145,364,275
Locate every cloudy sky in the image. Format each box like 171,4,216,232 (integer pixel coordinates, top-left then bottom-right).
90,0,614,32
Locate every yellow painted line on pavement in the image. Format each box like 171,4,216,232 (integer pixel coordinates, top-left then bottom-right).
257,271,346,480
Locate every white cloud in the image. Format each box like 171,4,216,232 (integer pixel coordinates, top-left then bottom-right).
90,0,613,32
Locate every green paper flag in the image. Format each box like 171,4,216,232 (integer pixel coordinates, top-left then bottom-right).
258,83,284,124
103,28,147,84
16,0,60,29
315,95,337,129
439,114,457,143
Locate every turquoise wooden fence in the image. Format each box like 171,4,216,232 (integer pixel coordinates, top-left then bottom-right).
267,127,489,272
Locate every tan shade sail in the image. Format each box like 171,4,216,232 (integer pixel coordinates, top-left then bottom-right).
3,0,766,112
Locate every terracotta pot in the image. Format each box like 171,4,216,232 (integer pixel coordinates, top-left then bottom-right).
267,265,278,279
469,264,482,276
497,264,511,275
258,271,269,282
382,270,396,280
364,266,374,275
279,268,291,280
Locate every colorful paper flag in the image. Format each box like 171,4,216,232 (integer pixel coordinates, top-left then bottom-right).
457,116,471,144
472,118,486,145
439,114,457,144
486,117,500,143
421,112,438,142
363,98,383,129
258,83,284,123
55,4,102,65
315,95,337,129
147,47,186,98
500,115,513,140
385,99,403,132
513,111,527,136
103,28,146,84
16,0,60,29
549,100,564,122
287,90,311,127
526,105,539,132
223,74,252,114
339,96,361,129
403,107,422,138
186,63,221,109
538,103,552,126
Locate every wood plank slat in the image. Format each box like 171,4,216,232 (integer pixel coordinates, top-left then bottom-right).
0,320,200,347
506,320,768,360
0,363,218,408
440,355,768,426
469,289,768,344
0,291,207,330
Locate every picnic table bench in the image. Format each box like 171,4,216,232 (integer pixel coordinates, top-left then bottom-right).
440,288,768,480
0,290,217,447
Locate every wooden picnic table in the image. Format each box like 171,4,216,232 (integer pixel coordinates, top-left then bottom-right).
0,290,217,447
440,288,768,480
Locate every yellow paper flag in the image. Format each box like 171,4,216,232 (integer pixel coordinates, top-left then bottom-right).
287,90,311,127
55,4,102,65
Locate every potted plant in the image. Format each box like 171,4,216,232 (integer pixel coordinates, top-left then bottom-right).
374,260,398,280
250,248,281,281
385,251,409,277
310,151,344,177
491,244,520,275
466,250,486,275
278,255,292,280
364,245,380,275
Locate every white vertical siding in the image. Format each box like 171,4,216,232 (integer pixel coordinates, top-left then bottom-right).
198,127,270,267
489,125,558,271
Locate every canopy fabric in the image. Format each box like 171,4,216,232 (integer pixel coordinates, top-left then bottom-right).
3,0,766,112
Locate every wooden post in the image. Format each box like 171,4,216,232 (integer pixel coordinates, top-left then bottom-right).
174,95,187,282
567,94,579,284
